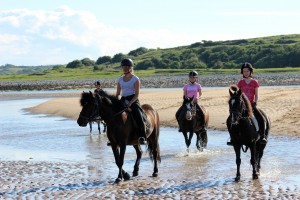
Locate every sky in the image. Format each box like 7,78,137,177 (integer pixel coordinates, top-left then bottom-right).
1,0,300,66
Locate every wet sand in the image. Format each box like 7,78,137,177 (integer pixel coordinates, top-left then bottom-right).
1,87,300,199
27,87,300,137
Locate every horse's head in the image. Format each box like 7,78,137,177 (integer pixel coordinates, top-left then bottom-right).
183,96,196,121
77,91,100,127
228,85,252,124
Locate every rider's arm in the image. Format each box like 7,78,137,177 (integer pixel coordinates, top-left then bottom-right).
254,87,259,103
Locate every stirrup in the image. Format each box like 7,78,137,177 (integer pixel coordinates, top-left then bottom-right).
107,141,111,146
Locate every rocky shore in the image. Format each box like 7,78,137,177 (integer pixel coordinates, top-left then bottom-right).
0,73,299,91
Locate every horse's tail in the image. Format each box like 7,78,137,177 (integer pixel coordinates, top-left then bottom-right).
147,109,161,163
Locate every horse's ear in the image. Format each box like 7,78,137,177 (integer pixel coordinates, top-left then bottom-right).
229,88,234,96
237,89,242,96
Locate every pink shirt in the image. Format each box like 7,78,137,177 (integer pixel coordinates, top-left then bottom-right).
183,83,202,101
237,79,259,104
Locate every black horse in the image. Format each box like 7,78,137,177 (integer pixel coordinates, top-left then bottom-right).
88,118,107,134
77,92,161,183
227,85,270,181
176,96,209,151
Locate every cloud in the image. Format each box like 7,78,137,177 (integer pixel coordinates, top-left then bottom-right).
0,6,200,65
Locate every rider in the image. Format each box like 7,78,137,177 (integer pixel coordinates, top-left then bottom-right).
227,62,268,146
116,58,147,145
176,70,206,132
94,80,105,95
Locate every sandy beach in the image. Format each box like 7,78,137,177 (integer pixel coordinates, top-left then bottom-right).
1,86,300,199
28,86,300,137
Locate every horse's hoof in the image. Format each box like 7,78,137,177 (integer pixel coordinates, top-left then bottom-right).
235,177,240,182
152,172,158,177
114,178,122,184
253,174,259,180
132,171,138,177
123,172,131,181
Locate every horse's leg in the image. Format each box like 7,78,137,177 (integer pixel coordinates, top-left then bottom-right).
103,122,107,133
201,129,208,148
89,121,92,134
195,131,202,151
234,145,242,182
150,132,160,177
97,121,101,134
132,145,142,177
187,131,193,147
250,144,259,180
256,142,266,175
111,144,128,183
182,131,190,148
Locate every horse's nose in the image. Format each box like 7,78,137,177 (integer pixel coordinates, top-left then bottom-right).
77,118,87,127
186,111,192,120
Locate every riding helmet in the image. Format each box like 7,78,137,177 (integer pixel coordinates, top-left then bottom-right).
241,62,254,74
189,70,198,77
121,58,134,67
94,81,101,86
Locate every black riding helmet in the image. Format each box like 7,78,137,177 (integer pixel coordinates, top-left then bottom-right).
94,81,101,86
240,62,254,74
189,70,198,77
121,58,134,67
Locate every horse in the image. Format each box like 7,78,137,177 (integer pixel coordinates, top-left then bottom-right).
88,117,107,134
77,91,161,183
176,96,209,151
227,85,270,181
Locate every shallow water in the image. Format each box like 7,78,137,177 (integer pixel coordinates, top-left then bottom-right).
0,98,300,190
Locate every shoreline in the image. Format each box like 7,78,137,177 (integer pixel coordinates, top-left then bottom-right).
1,73,299,91
23,86,300,137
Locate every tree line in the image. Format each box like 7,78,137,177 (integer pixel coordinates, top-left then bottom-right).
65,34,300,70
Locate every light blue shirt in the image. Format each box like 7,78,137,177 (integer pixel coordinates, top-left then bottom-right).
118,75,139,97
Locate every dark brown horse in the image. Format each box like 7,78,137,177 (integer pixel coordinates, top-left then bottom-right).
77,91,161,183
176,96,209,151
227,85,270,181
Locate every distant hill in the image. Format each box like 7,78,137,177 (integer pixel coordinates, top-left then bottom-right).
1,34,300,76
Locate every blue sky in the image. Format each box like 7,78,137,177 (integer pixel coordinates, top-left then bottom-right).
1,0,300,65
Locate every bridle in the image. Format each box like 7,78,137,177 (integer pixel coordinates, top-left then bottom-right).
229,96,247,122
79,94,101,122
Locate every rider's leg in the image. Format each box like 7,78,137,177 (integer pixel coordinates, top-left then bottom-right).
131,103,147,144
251,115,259,132
253,108,268,144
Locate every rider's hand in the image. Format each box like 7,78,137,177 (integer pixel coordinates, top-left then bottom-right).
252,102,257,108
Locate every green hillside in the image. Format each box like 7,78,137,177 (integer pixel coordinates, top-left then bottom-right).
1,34,300,81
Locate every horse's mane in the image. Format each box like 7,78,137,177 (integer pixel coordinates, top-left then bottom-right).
230,85,253,117
97,91,125,110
